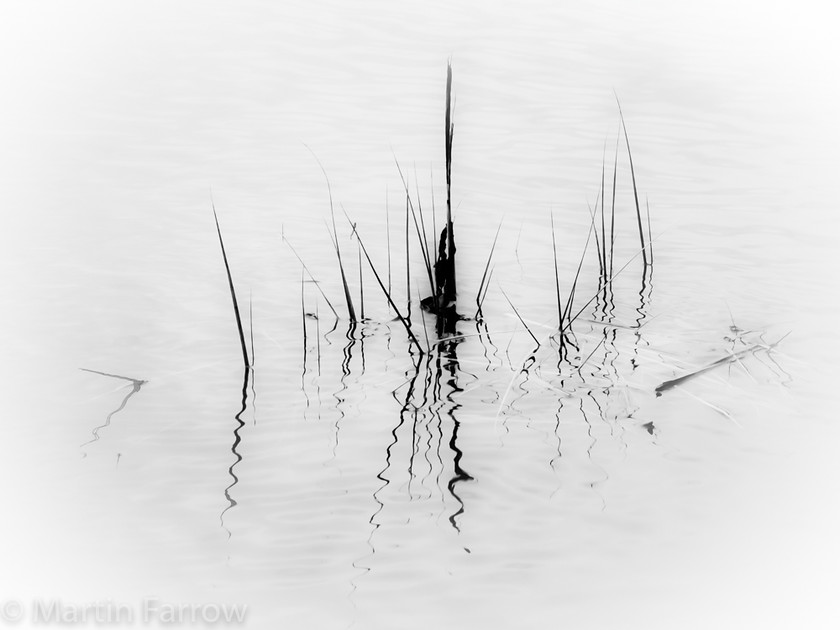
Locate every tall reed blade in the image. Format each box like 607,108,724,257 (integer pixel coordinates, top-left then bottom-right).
306,145,357,321
444,60,457,302
405,190,411,313
645,197,654,265
249,291,255,369
357,233,365,320
349,219,424,354
394,158,435,296
565,206,598,326
550,212,563,328
282,236,339,320
385,186,392,297
477,265,494,313
600,143,608,280
475,219,503,319
212,203,250,369
325,220,357,321
615,95,648,266
500,287,541,348
301,267,307,359
609,128,619,277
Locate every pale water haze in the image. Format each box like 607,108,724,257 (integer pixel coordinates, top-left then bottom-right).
1,1,838,628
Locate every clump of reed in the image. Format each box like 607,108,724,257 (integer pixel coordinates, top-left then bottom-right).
213,62,656,375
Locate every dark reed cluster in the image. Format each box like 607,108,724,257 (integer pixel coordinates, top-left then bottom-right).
213,62,657,373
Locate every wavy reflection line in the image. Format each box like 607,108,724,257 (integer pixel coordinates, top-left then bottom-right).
220,366,250,539
440,339,473,532
582,391,608,511
420,353,443,499
332,322,357,458
407,352,434,499
631,261,653,372
549,394,565,472
357,358,422,583
417,352,438,499
79,369,147,455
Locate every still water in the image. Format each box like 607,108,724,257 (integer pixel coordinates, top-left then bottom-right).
1,1,838,628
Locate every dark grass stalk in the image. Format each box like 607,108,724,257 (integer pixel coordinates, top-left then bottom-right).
430,165,438,270
282,236,339,320
499,287,541,347
600,143,608,279
609,129,619,278
300,268,307,363
615,95,648,266
414,163,433,276
385,186,392,298
405,190,411,314
566,203,599,323
588,194,604,280
645,197,654,265
348,219,424,354
475,219,503,319
212,203,250,370
444,60,456,300
477,265,494,314
394,157,436,297
306,145,357,321
550,212,563,328
315,302,322,376
357,237,365,320
249,292,255,369
324,220,357,321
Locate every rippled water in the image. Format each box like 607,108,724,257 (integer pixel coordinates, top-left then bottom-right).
2,2,839,628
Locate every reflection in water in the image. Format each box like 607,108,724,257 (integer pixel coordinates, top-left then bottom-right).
333,322,358,456
631,262,654,368
79,368,147,456
219,367,250,539
294,216,791,598
438,338,474,531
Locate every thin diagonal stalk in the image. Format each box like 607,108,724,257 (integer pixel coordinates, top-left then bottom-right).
306,145,356,320
615,95,648,266
475,218,503,319
550,212,563,328
212,203,250,369
500,287,540,347
282,236,339,319
347,217,424,354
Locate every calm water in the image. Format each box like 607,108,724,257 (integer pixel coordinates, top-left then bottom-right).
1,2,839,628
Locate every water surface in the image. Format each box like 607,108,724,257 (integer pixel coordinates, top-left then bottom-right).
1,2,838,628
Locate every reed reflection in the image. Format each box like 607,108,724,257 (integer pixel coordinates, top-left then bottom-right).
79,368,147,456
220,366,250,539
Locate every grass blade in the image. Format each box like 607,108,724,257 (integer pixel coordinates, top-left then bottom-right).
550,212,563,328
347,217,424,354
444,60,456,300
615,94,648,266
475,218,503,319
212,203,250,369
282,235,339,320
393,155,436,297
499,286,541,348
306,144,357,321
